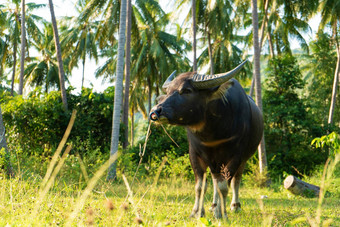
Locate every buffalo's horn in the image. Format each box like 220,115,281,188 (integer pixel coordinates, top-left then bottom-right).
162,70,177,89
191,60,248,89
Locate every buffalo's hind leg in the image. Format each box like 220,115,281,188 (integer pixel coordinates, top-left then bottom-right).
211,173,228,219
189,154,207,218
230,162,246,212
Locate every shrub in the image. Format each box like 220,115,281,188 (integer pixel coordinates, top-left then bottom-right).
1,87,122,157
263,55,329,178
119,123,191,179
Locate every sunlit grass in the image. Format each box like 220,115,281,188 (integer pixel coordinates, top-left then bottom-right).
0,160,339,226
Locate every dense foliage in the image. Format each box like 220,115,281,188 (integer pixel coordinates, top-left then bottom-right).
1,87,117,157
263,55,331,177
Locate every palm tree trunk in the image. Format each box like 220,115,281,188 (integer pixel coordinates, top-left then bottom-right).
147,77,152,114
48,0,68,111
107,0,127,180
328,37,340,124
81,55,85,90
123,0,132,150
275,33,281,55
192,0,197,71
11,41,17,96
251,0,268,178
249,0,269,97
130,106,134,146
18,0,25,95
207,31,213,75
268,32,275,57
0,106,14,177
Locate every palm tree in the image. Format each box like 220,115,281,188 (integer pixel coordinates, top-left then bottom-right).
318,0,340,124
2,1,20,96
107,0,127,180
18,0,25,95
1,1,45,95
134,0,191,109
251,0,268,177
122,0,132,149
60,0,99,90
48,0,68,111
24,23,68,93
192,0,197,71
0,9,9,79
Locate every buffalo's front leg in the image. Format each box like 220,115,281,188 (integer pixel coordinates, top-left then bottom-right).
230,162,246,211
189,154,207,218
211,173,228,219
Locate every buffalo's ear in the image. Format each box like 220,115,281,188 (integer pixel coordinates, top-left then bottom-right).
208,86,220,93
207,80,234,102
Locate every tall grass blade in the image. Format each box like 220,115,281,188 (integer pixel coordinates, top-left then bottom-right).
41,110,77,187
152,156,167,188
131,122,152,187
33,144,72,215
76,152,89,182
65,152,118,226
314,154,339,226
122,174,140,218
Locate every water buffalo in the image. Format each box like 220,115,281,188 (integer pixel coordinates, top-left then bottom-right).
149,60,263,219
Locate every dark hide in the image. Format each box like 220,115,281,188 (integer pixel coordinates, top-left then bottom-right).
150,73,263,219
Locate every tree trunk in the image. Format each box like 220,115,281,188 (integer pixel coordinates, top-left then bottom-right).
275,33,281,56
123,0,132,150
284,175,320,197
107,0,127,180
147,77,152,114
249,0,269,97
0,106,14,177
328,38,340,124
48,0,68,111
268,32,275,57
192,0,197,71
18,0,25,95
11,40,17,96
81,55,85,90
251,0,268,179
130,106,134,146
207,31,213,75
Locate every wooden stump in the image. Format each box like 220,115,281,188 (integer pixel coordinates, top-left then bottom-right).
284,175,320,197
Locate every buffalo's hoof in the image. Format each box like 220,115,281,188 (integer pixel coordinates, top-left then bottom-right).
189,208,205,218
211,204,227,219
230,202,241,212
209,203,217,212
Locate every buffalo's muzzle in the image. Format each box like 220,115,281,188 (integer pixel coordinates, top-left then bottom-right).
149,107,162,121
149,111,159,121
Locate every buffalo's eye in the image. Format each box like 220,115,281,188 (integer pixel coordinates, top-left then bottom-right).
180,88,193,94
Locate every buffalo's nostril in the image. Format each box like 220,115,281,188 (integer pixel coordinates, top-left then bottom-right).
150,112,158,121
149,107,162,121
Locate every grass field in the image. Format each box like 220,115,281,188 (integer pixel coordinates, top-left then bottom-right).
0,152,339,226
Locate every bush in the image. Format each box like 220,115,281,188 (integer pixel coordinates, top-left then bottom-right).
1,87,122,157
119,123,191,179
263,55,329,178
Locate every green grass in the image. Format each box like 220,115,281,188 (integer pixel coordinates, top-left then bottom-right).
0,154,339,226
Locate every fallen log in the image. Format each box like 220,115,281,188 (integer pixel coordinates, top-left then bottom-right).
284,175,320,197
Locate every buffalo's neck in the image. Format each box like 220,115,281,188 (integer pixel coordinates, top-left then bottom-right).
186,94,250,146
187,100,235,143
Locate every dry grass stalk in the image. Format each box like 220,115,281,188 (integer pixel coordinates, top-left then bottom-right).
65,152,119,226
76,152,89,182
41,110,77,188
33,144,72,216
